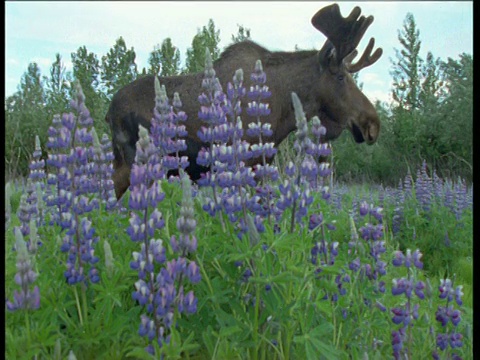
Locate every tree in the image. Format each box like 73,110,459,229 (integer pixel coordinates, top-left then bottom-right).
390,13,422,111
17,63,45,109
5,63,48,178
231,24,251,44
185,19,221,74
101,37,138,98
45,53,72,116
437,53,473,174
148,38,181,77
72,46,102,92
418,51,445,111
71,46,109,134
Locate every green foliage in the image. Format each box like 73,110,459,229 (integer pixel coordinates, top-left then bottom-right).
101,36,138,99
147,38,181,77
390,12,422,110
45,53,72,115
71,45,110,135
5,63,49,179
231,24,251,44
185,19,221,74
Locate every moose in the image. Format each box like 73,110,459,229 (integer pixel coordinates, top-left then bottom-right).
106,3,383,199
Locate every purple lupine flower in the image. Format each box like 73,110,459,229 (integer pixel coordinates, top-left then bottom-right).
61,217,100,285
434,276,465,359
150,78,189,176
6,229,40,311
359,223,383,241
171,173,198,254
16,191,34,238
27,136,47,227
306,117,332,190
29,135,46,183
436,333,449,351
129,122,199,357
278,93,316,231
392,249,423,269
350,201,388,292
454,285,464,306
414,281,426,299
390,248,427,358
243,61,278,225
90,130,117,210
449,333,463,348
438,278,453,301
391,307,407,325
454,178,469,222
391,327,406,359
349,257,361,272
44,84,101,286
415,160,433,213
359,201,369,216
309,213,323,231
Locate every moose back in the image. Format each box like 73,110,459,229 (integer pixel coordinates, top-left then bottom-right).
106,3,383,199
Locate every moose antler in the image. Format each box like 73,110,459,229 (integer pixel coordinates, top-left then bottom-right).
346,38,383,73
311,4,382,70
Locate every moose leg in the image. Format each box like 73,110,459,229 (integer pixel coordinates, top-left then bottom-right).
112,163,131,200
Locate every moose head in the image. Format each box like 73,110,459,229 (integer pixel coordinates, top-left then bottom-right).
311,3,383,144
106,3,383,199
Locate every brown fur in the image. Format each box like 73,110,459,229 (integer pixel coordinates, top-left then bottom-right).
107,37,381,199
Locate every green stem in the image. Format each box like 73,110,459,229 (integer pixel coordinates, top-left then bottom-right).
25,310,32,351
198,256,220,312
73,287,83,326
253,283,261,360
81,283,88,325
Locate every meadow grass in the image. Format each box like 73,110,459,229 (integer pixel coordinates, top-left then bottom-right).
5,170,472,359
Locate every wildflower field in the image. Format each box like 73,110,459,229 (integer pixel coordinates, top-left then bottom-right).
5,52,473,359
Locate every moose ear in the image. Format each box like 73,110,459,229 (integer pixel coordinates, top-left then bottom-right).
318,41,338,71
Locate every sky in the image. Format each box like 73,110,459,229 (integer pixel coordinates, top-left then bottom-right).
5,1,473,104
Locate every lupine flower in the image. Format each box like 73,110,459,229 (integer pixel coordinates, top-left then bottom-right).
90,129,117,210
415,160,433,213
28,136,47,227
392,249,423,269
171,172,198,255
453,178,469,223
128,124,169,353
150,77,189,176
196,49,233,223
44,83,101,286
390,248,427,359
433,275,464,358
29,135,46,183
129,113,199,356
246,60,276,164
391,327,406,359
277,93,315,231
6,229,40,311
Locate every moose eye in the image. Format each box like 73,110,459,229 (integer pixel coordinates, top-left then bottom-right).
337,74,345,82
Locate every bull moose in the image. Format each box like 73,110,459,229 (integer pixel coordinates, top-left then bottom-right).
106,3,383,199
